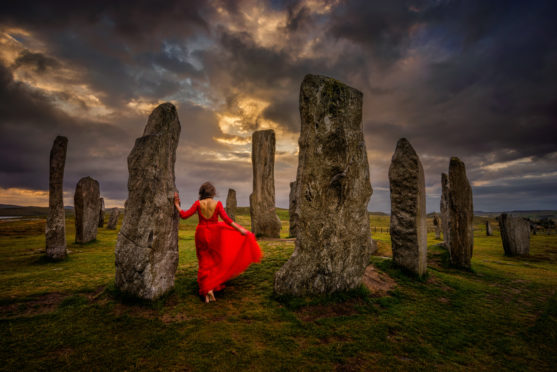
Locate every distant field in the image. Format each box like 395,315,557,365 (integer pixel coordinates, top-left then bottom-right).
0,210,556,371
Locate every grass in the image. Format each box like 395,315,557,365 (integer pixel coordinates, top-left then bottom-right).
0,212,556,371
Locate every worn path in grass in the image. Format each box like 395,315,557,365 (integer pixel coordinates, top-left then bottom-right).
1,211,556,371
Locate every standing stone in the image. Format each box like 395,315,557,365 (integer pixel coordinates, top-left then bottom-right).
389,138,427,276
440,173,450,249
433,215,441,240
288,181,298,238
115,103,180,300
45,136,68,260
74,176,101,244
225,189,237,222
498,213,530,256
107,208,120,230
274,74,373,295
448,157,473,269
486,220,493,236
98,197,105,228
249,129,282,238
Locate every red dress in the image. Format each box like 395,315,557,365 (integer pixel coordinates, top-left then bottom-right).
179,200,261,295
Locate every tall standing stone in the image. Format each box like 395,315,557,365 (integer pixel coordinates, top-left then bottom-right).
448,157,473,269
45,136,68,260
288,181,298,238
225,189,237,222
115,103,181,300
389,138,427,276
433,215,441,240
440,173,450,249
249,129,282,238
107,208,120,230
274,74,373,295
485,220,493,236
74,176,100,244
498,213,530,256
98,197,105,228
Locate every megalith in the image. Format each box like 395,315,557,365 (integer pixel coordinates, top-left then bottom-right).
486,220,493,236
440,173,450,249
249,129,282,238
448,157,474,269
498,213,530,256
226,189,237,222
74,176,100,244
46,135,68,260
389,138,427,276
433,215,441,240
98,197,105,228
274,74,373,295
107,208,120,230
115,103,181,300
288,181,298,238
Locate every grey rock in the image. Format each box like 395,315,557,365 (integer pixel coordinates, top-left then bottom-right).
433,215,441,240
98,197,105,228
249,129,282,238
389,138,427,276
486,220,493,236
274,74,373,295
46,136,68,260
448,157,474,269
288,181,298,238
440,173,450,249
498,213,530,256
74,176,100,244
107,208,120,230
225,189,237,222
115,103,181,300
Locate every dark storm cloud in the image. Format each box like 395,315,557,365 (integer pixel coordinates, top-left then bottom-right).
12,50,61,74
0,0,556,211
0,63,129,190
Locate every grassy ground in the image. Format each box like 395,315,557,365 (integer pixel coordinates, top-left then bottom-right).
0,211,556,371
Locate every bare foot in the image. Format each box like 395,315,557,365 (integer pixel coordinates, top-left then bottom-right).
208,290,216,302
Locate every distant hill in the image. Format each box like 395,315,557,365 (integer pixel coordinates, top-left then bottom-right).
0,205,75,217
475,210,557,219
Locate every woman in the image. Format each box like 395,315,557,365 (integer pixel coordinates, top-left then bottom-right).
174,182,261,303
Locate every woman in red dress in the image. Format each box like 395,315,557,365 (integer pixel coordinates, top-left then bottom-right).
174,182,262,303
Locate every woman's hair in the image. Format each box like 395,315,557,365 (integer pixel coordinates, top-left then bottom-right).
199,182,216,200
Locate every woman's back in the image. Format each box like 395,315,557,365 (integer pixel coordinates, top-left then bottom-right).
199,198,218,220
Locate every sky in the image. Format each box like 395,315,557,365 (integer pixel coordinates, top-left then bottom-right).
0,0,556,213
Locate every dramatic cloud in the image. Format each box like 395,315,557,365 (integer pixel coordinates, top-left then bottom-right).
0,0,556,212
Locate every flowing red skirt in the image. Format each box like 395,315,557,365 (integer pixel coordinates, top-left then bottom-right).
195,222,261,295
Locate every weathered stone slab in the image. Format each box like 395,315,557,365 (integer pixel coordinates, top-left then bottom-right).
107,208,120,230
274,74,373,295
288,181,298,238
498,213,530,256
249,129,281,238
225,189,237,222
433,215,441,240
46,136,68,260
440,173,450,249
389,138,427,276
486,220,493,236
98,197,105,228
74,176,100,244
448,157,473,269
115,103,181,300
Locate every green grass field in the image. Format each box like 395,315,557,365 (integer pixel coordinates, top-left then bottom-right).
0,211,556,371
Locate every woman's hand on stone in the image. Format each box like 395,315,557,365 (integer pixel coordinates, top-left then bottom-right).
174,192,181,207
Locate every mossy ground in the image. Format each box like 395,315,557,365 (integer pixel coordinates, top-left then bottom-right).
0,211,556,371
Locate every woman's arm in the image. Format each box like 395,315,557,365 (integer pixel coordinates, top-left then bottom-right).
217,202,248,235
174,192,198,219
